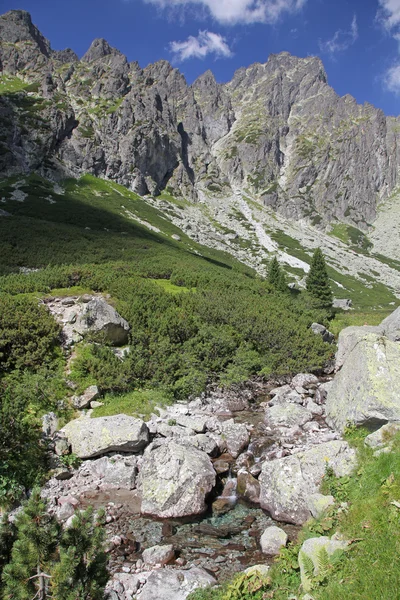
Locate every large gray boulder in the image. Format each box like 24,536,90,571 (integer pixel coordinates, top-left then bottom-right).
75,298,130,346
259,441,356,524
326,333,400,432
61,415,149,458
138,440,216,518
265,404,313,429
334,325,380,371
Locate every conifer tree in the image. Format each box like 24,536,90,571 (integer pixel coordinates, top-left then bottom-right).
306,248,333,308
51,507,108,600
276,269,288,293
268,256,287,292
268,256,282,287
2,489,59,600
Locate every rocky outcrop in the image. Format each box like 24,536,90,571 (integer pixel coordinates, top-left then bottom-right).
258,440,356,524
326,332,400,432
1,10,400,227
45,295,130,347
61,415,149,458
138,440,216,518
75,298,130,346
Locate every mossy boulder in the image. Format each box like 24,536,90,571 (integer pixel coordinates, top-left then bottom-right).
259,441,356,524
138,440,216,518
326,333,400,432
62,414,149,458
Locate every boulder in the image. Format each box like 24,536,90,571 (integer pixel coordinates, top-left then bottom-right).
61,415,149,458
299,535,348,592
334,326,380,371
175,414,208,433
237,471,260,504
137,567,217,600
138,440,216,518
379,306,400,341
364,422,400,450
75,298,130,346
311,323,335,344
291,374,319,389
72,385,100,409
307,493,335,519
142,544,175,566
326,333,400,432
220,420,250,458
260,526,288,555
179,434,219,456
332,298,352,310
265,404,313,429
259,441,356,524
244,565,270,577
42,412,58,437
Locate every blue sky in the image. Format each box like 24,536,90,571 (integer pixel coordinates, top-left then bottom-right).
2,0,400,115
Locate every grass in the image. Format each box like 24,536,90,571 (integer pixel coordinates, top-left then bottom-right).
0,75,29,94
149,279,194,295
91,389,172,420
330,308,395,336
330,223,372,253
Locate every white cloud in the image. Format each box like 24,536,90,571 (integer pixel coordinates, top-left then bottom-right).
144,0,307,25
384,62,400,93
170,30,233,61
378,0,400,32
319,14,358,55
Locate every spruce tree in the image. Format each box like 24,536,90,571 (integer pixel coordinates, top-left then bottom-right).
306,248,333,308
2,489,59,600
268,256,282,287
51,507,108,600
268,257,288,292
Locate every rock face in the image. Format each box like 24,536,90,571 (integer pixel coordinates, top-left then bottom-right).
1,9,400,227
259,440,356,524
326,332,400,432
138,440,216,518
61,415,149,458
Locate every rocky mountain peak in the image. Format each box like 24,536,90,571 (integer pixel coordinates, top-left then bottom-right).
0,9,51,59
81,38,123,63
0,10,400,232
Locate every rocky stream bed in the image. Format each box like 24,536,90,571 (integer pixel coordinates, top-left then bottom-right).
41,371,357,599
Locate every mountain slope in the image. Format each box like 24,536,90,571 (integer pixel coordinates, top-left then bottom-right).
0,9,400,306
1,9,399,229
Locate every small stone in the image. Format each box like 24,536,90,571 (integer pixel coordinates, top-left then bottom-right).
307,493,335,519
90,400,104,409
260,526,288,556
244,565,270,576
142,544,175,566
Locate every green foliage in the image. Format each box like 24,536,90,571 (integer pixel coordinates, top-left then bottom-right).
0,295,61,373
51,508,108,600
306,248,333,309
58,453,81,469
268,256,280,286
0,514,15,583
2,489,60,600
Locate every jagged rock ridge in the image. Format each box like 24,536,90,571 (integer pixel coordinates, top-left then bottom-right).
1,9,399,228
